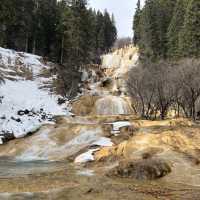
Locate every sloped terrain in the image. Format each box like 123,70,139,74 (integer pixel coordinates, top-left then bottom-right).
0,47,69,141
0,46,200,199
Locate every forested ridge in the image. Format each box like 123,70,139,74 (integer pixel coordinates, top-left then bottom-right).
0,0,117,65
133,0,200,61
129,0,200,120
0,0,117,97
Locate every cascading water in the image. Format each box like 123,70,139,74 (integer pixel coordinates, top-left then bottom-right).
94,96,133,115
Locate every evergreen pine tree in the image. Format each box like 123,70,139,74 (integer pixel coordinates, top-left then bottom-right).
110,14,117,48
138,0,160,61
167,0,188,58
179,0,200,57
0,0,16,48
96,11,106,53
133,0,141,45
138,0,176,61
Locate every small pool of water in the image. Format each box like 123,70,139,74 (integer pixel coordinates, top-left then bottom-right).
0,157,67,178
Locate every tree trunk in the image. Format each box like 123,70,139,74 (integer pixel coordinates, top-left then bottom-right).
192,102,196,121
32,38,36,54
25,32,29,53
60,35,64,64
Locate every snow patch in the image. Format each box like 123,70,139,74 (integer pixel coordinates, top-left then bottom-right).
74,136,113,163
111,121,131,131
0,47,70,141
0,80,67,138
92,137,113,147
75,149,99,163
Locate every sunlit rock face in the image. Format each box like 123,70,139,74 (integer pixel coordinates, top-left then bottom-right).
94,96,133,115
101,45,139,77
71,95,99,116
100,45,138,97
94,118,200,187
73,45,139,116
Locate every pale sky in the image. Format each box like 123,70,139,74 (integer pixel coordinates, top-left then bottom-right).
89,0,144,38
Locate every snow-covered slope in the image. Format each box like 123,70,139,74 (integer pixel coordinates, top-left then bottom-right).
0,47,69,141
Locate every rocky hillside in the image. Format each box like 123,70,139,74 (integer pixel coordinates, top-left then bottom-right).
73,45,138,116
0,47,70,142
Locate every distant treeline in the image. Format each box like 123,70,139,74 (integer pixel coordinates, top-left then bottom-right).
0,0,117,65
133,0,200,62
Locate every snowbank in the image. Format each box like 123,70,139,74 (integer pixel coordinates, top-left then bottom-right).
0,47,69,140
0,47,44,75
0,80,67,138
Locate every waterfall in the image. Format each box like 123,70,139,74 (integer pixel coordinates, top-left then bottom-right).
94,96,133,115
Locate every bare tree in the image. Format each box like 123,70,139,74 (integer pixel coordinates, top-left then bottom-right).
127,61,178,120
128,58,200,120
177,59,200,120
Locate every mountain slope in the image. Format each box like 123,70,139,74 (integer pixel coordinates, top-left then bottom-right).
0,47,70,141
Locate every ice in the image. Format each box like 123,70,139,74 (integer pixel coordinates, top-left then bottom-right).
105,121,131,135
111,121,131,131
92,137,113,147
74,149,99,163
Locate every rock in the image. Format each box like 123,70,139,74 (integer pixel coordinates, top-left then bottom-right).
100,77,112,87
0,96,4,103
109,159,171,180
17,109,30,116
94,147,117,162
57,97,66,105
119,125,135,137
0,115,6,120
17,110,25,116
0,132,15,144
24,109,30,115
71,95,99,115
41,114,46,120
169,118,194,127
101,124,113,137
11,116,21,123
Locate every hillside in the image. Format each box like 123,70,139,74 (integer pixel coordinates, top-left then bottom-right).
0,47,69,141
0,45,200,199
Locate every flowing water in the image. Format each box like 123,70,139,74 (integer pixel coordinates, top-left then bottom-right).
94,96,133,115
0,158,66,177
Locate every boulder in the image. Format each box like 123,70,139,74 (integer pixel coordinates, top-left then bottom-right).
109,159,171,180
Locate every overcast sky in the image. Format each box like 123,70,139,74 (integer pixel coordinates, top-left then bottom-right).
89,0,144,38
